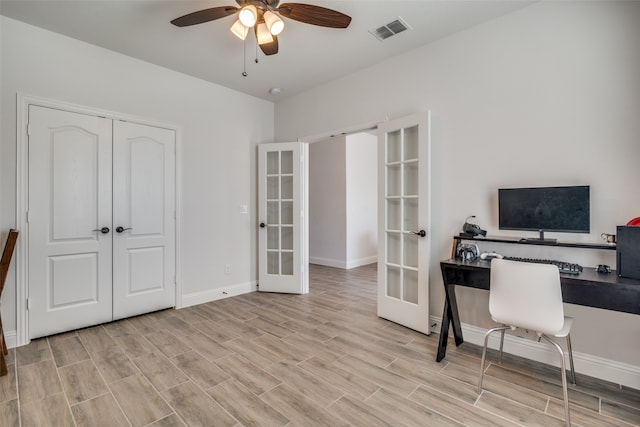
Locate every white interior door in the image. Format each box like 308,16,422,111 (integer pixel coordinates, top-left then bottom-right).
112,121,176,319
258,142,308,293
377,112,431,334
28,106,113,338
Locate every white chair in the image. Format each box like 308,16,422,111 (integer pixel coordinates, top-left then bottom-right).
478,258,576,427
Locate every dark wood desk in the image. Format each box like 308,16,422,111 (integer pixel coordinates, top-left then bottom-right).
436,258,640,362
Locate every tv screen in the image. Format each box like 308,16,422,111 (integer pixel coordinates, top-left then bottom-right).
498,186,590,233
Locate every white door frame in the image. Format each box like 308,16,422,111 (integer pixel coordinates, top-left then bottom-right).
15,93,183,347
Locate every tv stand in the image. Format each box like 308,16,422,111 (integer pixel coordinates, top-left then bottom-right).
523,230,557,244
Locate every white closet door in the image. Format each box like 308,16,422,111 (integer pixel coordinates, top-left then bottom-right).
112,121,176,319
28,106,113,339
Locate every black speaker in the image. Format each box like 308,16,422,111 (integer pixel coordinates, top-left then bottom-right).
616,226,640,280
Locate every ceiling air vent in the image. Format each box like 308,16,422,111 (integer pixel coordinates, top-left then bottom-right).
369,17,411,41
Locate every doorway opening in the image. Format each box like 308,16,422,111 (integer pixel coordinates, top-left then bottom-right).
308,131,378,271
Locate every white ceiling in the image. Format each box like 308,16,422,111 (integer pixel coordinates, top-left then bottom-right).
0,0,535,101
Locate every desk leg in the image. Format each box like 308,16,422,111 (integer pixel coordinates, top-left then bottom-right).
436,298,451,362
436,282,465,362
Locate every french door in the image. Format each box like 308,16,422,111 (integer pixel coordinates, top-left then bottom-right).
258,142,308,294
27,105,175,338
377,112,431,333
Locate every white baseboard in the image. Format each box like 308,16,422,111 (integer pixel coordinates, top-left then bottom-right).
180,280,257,308
310,255,377,270
5,330,17,349
309,256,346,269
346,256,378,269
430,315,640,390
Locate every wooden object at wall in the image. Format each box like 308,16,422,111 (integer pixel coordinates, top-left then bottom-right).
0,229,19,376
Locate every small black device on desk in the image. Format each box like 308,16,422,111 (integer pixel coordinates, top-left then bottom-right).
459,215,487,239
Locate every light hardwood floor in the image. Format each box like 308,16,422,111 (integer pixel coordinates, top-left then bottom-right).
0,263,638,426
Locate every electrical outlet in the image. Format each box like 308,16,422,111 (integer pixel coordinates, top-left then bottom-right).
240,204,248,214
225,264,231,275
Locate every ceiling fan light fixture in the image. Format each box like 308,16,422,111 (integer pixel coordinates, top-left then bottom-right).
256,22,274,45
230,19,249,40
238,5,257,27
264,10,284,36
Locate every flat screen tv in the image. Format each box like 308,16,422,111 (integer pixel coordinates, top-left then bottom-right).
498,185,590,242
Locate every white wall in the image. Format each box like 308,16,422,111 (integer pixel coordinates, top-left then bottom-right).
345,132,377,268
1,17,274,337
308,136,347,266
275,1,640,383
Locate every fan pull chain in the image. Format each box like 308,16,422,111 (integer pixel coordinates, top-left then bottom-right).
242,37,248,77
255,41,259,64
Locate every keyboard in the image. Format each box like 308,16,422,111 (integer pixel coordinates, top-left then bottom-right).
503,256,583,275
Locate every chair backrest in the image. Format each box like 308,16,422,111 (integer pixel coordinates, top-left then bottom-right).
0,229,19,295
489,258,564,335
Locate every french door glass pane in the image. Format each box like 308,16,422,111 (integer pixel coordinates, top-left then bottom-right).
267,202,279,224
404,163,419,196
403,269,419,304
267,177,279,199
281,151,293,174
386,266,401,299
281,226,293,250
281,201,293,225
281,176,293,199
281,252,294,275
267,226,279,250
403,199,418,232
403,234,418,268
267,252,279,274
387,130,401,163
386,233,401,265
387,165,401,197
404,126,419,160
386,199,401,230
267,152,279,174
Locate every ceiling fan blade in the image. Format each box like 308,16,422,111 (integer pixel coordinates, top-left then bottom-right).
171,6,238,27
278,3,351,28
259,35,279,56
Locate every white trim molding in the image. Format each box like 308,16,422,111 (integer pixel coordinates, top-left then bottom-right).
181,281,257,308
309,256,377,270
430,315,640,390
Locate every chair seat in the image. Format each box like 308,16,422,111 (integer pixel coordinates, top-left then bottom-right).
491,315,573,338
554,316,573,338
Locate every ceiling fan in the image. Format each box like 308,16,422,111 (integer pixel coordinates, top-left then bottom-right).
171,0,352,56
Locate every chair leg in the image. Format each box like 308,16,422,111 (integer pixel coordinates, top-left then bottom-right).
566,334,576,385
478,326,510,395
542,334,571,427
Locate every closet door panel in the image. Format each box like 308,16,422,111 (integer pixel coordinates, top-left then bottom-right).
28,106,113,339
112,121,176,319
